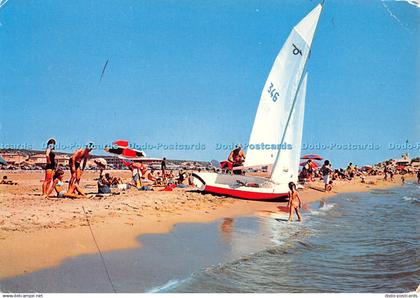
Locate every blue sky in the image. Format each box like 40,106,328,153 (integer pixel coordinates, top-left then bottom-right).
0,0,419,167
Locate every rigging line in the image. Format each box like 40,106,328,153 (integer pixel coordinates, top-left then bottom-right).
99,59,109,82
0,0,9,9
82,205,117,293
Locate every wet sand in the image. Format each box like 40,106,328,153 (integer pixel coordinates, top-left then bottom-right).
0,170,414,280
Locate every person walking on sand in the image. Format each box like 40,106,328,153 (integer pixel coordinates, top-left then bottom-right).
42,138,57,195
417,169,420,184
69,142,94,188
287,182,302,223
320,160,333,192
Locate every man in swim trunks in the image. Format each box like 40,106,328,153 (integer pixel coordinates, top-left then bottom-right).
69,142,94,187
226,144,246,174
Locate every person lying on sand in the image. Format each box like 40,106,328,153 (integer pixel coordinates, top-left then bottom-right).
45,170,87,199
0,175,17,185
287,182,302,223
69,142,94,188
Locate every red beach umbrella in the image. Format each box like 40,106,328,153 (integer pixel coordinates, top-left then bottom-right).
301,154,323,160
299,161,319,168
105,140,146,158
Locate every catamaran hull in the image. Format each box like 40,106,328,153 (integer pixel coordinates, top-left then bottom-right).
193,172,289,201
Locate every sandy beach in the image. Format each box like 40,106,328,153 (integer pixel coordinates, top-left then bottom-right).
0,170,414,280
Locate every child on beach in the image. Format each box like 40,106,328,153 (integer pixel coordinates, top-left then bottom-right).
287,182,302,223
45,170,87,199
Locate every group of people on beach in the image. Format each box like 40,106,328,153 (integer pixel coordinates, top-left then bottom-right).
42,139,94,199
38,138,418,224
41,138,196,199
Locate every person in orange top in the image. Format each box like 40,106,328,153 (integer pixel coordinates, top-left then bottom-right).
287,182,302,223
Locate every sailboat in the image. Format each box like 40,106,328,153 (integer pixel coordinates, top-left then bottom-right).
193,3,323,200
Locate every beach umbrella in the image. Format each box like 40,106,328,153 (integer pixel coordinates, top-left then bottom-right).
105,140,145,158
301,154,323,160
0,155,6,165
299,160,319,168
93,158,107,169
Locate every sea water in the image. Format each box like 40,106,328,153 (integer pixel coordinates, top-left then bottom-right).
1,183,418,293
162,183,419,293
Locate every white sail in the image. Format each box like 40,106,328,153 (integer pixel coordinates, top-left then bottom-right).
270,73,307,184
244,4,322,168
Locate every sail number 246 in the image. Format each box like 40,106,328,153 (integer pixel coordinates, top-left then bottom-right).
267,82,279,102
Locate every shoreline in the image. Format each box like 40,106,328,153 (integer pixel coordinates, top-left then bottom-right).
0,171,415,280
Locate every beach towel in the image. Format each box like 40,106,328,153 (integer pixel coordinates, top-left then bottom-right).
160,184,176,191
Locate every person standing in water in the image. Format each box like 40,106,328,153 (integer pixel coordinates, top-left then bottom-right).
42,138,56,195
69,142,94,188
287,182,302,223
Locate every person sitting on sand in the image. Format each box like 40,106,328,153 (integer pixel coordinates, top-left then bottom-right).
69,142,94,188
178,169,187,184
104,173,123,186
42,138,56,195
98,174,111,194
166,170,175,184
188,173,195,187
45,170,87,199
287,182,302,223
0,175,17,185
320,160,333,192
147,170,158,182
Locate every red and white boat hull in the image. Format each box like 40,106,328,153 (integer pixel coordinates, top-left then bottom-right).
192,172,289,201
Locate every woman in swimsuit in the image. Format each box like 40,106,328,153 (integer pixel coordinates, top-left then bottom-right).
42,138,56,196
45,170,87,199
287,182,302,223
